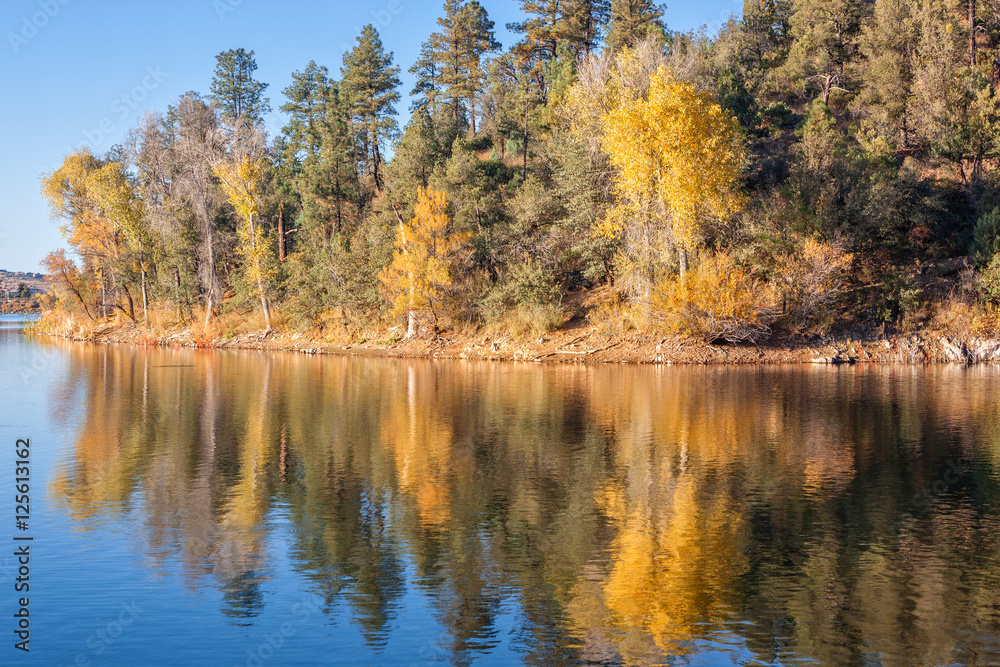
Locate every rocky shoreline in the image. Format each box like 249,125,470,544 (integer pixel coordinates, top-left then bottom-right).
30,319,1000,365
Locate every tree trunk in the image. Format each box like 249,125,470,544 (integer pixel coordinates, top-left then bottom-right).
62,268,93,320
373,141,383,193
251,215,271,332
277,209,286,261
259,282,271,332
470,97,476,136
970,0,977,67
522,109,529,181
204,216,218,327
406,303,417,340
140,267,148,325
122,284,135,320
204,292,214,331
139,241,148,325
678,247,688,279
174,266,182,322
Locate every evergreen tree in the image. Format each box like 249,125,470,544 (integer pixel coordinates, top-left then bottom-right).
280,60,331,162
729,0,793,91
341,25,402,192
606,0,666,52
209,48,271,125
852,0,917,150
507,0,562,67
279,62,360,239
781,0,870,106
409,42,441,114
420,1,500,134
561,0,611,58
456,1,501,133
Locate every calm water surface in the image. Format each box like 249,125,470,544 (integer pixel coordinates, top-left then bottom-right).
2,314,1000,665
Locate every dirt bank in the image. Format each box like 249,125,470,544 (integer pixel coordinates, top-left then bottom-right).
30,317,1000,365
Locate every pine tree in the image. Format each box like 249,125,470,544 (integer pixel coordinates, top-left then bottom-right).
280,60,331,162
455,1,501,134
341,25,402,192
782,0,870,105
507,0,562,66
730,0,793,90
421,1,500,134
561,0,611,58
409,42,441,114
853,0,918,150
606,0,666,52
209,48,271,125
279,63,360,240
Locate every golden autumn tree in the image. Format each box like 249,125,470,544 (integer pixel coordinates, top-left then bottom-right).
41,150,140,320
600,65,746,278
86,163,150,323
213,154,274,332
379,187,470,339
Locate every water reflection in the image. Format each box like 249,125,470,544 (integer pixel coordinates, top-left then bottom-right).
47,342,1000,665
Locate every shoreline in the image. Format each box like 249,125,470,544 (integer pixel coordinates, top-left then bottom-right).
29,319,1000,365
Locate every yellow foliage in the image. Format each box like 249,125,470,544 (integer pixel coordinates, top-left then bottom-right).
600,66,747,252
650,252,775,343
213,157,274,302
214,157,263,224
86,164,144,237
379,187,470,319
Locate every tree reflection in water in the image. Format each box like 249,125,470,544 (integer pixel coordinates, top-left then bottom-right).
48,343,1000,665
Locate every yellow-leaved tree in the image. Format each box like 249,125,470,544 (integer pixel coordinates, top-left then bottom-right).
213,155,274,332
600,65,746,279
41,150,143,321
380,187,470,339
86,163,149,323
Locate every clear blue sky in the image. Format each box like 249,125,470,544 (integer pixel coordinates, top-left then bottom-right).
0,0,743,273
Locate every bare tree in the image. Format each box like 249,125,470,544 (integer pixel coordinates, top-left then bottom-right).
166,94,226,330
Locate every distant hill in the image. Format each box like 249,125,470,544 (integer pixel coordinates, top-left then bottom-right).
0,269,48,297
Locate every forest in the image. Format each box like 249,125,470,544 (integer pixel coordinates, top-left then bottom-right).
36,0,1000,344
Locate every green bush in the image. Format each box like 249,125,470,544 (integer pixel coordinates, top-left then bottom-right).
971,207,1000,267
980,254,1000,305
761,102,795,131
479,260,565,331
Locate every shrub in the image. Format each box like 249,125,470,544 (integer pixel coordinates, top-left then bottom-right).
773,237,853,329
761,102,795,131
979,254,1000,305
587,289,644,334
479,259,565,331
650,252,776,343
971,207,1000,267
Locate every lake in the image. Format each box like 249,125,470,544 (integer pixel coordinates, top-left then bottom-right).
2,313,999,665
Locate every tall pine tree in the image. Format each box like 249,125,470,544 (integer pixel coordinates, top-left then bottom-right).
606,0,666,52
209,48,271,125
341,25,401,191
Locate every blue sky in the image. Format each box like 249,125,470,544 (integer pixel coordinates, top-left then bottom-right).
0,0,743,273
